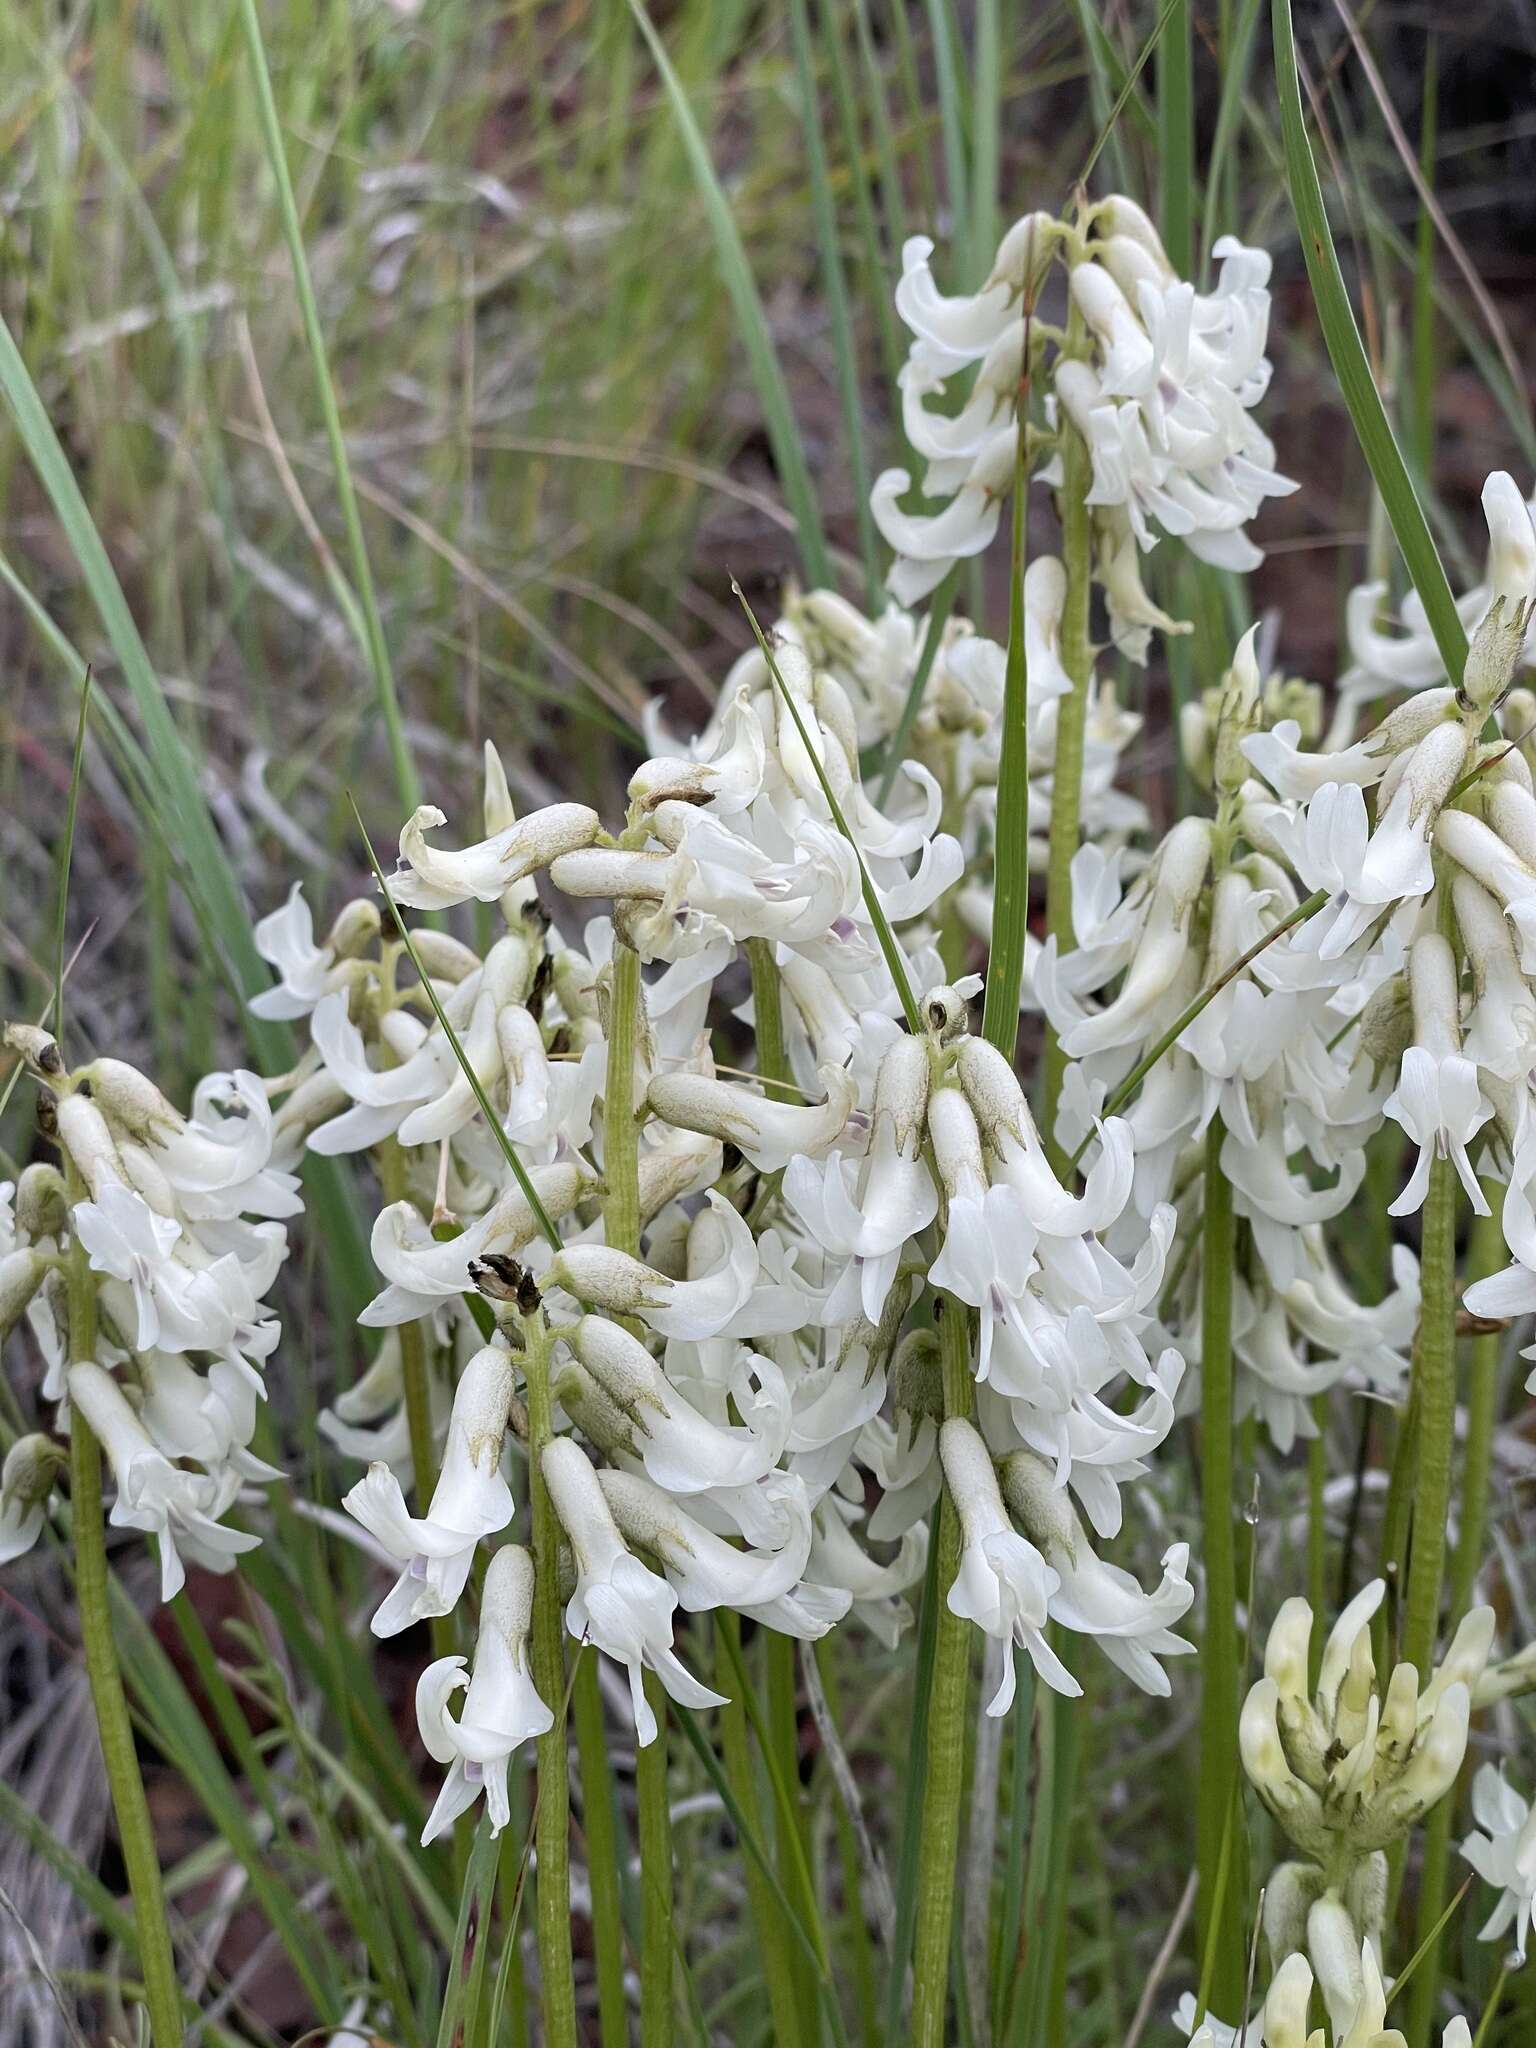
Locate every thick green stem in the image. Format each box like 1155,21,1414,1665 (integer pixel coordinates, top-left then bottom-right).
1406,1185,1500,2048
571,1654,627,2048
1400,1152,1458,1683
603,938,644,1260
65,1192,182,2048
1041,420,1094,1164
524,1318,577,2047
1196,1118,1245,2017
909,1298,975,2048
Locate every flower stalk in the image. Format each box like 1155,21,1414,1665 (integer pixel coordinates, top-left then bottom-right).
1196,1114,1245,2017
908,1296,976,2048
65,1178,183,2048
524,1306,577,2048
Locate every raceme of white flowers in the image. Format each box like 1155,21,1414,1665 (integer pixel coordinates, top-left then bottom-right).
8,187,1536,2044
1,1032,296,1599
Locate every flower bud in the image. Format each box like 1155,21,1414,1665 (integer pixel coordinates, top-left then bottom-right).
411,929,483,982
1264,1859,1325,1966
15,1163,66,1240
1359,974,1413,1066
552,1360,640,1460
1241,1678,1327,1856
0,1433,65,1563
1306,1893,1364,2039
888,1329,944,1422
872,1033,931,1160
927,1084,986,1203
1214,626,1262,797
1261,1950,1316,2048
327,898,383,960
0,1247,47,1338
547,848,674,902
80,1059,182,1140
2,1023,64,1078
53,1091,124,1193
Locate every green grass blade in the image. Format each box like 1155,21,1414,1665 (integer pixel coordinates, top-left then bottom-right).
788,0,880,603
52,675,92,1052
1157,0,1195,274
1200,0,1265,265
235,0,421,818
1271,0,1467,681
630,0,831,590
925,0,970,266
969,0,1000,288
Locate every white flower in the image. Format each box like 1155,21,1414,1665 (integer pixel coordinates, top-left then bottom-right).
549,1191,759,1341
566,1315,789,1492
343,1341,516,1635
939,1417,1079,1710
416,1544,552,1843
597,1468,844,1638
156,1070,303,1222
1382,934,1491,1216
0,1434,62,1563
542,1437,725,1744
1461,1765,1536,1962
782,1034,936,1325
645,1060,859,1173
68,1362,257,1601
999,1447,1194,1694
390,800,600,909
250,883,335,1020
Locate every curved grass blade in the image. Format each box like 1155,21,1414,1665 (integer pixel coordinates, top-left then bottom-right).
631,0,831,590
1271,0,1466,681
236,0,421,818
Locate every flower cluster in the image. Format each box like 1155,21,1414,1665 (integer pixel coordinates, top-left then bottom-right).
872,195,1294,617
1,1028,297,1597
233,581,1202,1837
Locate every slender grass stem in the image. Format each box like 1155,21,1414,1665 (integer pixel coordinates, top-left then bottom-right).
524,1315,577,2048
1196,1119,1245,2019
571,1655,628,2048
1406,1183,1499,2048
65,1181,182,2048
235,0,419,817
909,1297,975,2048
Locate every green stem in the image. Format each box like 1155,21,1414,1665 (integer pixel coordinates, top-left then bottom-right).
747,937,795,1103
524,1317,577,2048
604,937,644,1260
571,1654,628,2048
1196,1118,1245,2018
1307,1394,1328,1688
745,934,819,2035
1041,420,1094,1165
909,1298,975,2048
1406,1184,1500,2048
637,1673,674,2048
1400,1152,1458,1682
717,1617,803,2048
65,1192,182,2048
603,938,674,2045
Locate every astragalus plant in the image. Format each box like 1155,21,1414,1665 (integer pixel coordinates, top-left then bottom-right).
6,47,1536,2048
